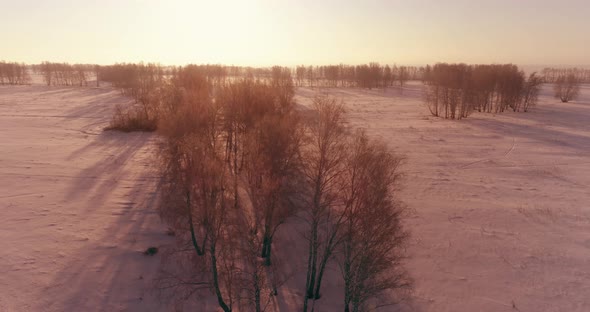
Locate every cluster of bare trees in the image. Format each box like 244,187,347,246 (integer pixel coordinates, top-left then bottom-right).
541,68,585,102
294,64,420,89
35,62,93,86
99,63,166,131
424,63,543,119
553,74,581,103
99,63,165,98
150,67,410,311
300,98,410,312
542,67,590,83
0,61,30,85
102,64,300,132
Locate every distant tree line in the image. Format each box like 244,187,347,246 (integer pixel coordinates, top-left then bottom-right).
294,64,421,89
541,67,590,83
17,61,426,92
33,62,93,86
0,61,30,85
423,63,543,119
99,63,165,101
99,62,425,90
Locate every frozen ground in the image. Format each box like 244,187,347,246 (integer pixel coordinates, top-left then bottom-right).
295,83,590,312
1,81,589,311
0,84,172,311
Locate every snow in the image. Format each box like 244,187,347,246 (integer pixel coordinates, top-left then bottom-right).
1,80,589,311
295,83,590,312
0,84,171,311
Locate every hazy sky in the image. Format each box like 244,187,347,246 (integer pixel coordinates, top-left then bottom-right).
1,0,589,66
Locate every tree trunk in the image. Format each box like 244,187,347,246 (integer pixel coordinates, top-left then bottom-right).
306,226,318,299
303,224,318,312
187,191,204,256
210,243,232,312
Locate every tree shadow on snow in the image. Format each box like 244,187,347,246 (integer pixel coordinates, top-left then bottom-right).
37,131,171,311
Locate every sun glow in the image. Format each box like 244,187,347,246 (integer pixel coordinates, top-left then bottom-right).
1,0,589,66
137,0,271,65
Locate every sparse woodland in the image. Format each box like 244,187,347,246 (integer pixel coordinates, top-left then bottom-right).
0,61,30,85
36,62,93,86
81,61,589,309
422,63,544,119
542,67,590,83
8,59,587,309
121,66,412,311
295,64,419,89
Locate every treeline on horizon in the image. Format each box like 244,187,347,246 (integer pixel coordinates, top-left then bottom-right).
0,61,29,85
97,62,422,90
3,60,589,87
32,62,98,87
541,67,590,83
94,62,582,123
3,61,585,121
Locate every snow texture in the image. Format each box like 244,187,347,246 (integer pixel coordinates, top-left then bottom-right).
1,79,589,311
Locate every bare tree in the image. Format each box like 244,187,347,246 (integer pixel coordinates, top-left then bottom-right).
157,74,305,311
521,73,543,112
307,66,315,88
158,92,237,312
158,89,221,258
383,65,393,87
296,65,306,87
554,73,581,103
424,63,529,119
41,62,52,86
301,96,349,311
245,113,303,266
0,62,29,85
94,65,100,87
340,130,411,312
398,66,409,89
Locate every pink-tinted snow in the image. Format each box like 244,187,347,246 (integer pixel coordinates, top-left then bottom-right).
1,80,589,311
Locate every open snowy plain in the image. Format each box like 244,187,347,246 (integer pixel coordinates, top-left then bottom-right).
1,80,589,311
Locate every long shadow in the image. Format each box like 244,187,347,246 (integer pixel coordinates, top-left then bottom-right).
40,173,169,311
468,117,590,157
63,88,131,120
64,131,154,213
467,102,590,157
38,133,171,312
497,102,590,134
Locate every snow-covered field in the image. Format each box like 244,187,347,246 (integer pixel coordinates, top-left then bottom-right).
296,84,590,312
1,81,589,311
0,84,172,311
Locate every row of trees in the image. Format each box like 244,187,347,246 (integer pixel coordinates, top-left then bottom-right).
542,67,590,83
98,62,423,91
0,61,30,85
99,63,165,104
423,63,543,119
33,62,96,86
6,61,425,92
295,64,420,89
139,66,411,311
